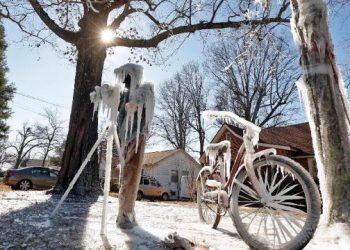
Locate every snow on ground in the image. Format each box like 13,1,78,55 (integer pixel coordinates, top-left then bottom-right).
0,191,349,249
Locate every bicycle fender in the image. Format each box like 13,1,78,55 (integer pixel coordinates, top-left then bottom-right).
252,148,277,163
229,149,277,192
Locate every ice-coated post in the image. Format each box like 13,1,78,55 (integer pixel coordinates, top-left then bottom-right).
112,126,124,186
51,126,109,216
100,124,114,235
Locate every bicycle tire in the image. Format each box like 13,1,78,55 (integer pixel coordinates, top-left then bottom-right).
230,155,321,250
197,171,221,229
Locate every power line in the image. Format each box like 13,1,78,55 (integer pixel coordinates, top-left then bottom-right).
12,103,45,116
15,91,70,110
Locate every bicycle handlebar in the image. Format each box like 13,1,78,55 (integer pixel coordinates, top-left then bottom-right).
202,110,261,145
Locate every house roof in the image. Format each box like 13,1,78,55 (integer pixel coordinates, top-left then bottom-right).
143,149,200,167
226,122,313,155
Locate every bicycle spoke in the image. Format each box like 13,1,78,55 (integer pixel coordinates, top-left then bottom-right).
269,174,288,195
248,208,263,231
235,180,259,199
256,211,266,237
267,208,282,246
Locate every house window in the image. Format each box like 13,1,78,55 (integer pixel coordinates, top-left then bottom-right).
171,170,179,183
181,170,189,177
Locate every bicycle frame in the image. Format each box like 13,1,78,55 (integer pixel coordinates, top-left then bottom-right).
198,130,277,206
224,134,277,199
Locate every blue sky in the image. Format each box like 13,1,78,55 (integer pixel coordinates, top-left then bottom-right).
3,6,350,151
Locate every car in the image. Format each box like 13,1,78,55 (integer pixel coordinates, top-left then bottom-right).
3,166,59,191
137,175,170,201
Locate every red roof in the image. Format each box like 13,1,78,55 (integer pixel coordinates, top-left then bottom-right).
227,122,313,155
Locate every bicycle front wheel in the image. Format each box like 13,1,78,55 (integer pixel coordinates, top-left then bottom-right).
231,155,321,250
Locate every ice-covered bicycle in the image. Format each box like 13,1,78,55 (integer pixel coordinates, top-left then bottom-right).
197,111,321,250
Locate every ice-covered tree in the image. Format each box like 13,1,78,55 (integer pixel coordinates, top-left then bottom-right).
0,19,15,143
206,33,300,127
291,0,350,224
0,0,290,194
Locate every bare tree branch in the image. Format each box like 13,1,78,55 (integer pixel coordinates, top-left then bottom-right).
28,0,78,44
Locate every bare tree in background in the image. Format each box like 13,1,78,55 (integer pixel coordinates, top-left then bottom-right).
0,0,291,194
206,33,300,127
155,74,193,150
155,62,209,155
182,62,209,157
35,108,65,166
6,122,41,168
49,139,66,167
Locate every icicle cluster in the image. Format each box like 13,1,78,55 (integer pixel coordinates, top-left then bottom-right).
90,82,121,123
114,63,155,153
90,63,155,154
203,110,261,146
114,63,143,97
205,140,231,174
124,82,155,153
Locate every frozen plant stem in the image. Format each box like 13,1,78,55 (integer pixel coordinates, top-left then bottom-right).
51,126,109,216
101,124,114,235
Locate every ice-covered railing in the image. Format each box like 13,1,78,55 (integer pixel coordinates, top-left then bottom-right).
202,110,261,146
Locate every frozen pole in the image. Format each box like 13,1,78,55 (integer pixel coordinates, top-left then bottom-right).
112,125,125,186
101,124,114,235
51,126,109,216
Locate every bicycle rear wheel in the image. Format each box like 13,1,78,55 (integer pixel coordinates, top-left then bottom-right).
231,155,321,250
197,170,221,228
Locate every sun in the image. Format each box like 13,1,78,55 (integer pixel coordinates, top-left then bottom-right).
100,29,115,43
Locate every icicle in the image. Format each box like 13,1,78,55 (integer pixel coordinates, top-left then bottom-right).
124,103,137,141
114,63,143,96
90,86,102,120
135,103,144,153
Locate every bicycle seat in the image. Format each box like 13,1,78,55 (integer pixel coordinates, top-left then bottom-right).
206,179,222,188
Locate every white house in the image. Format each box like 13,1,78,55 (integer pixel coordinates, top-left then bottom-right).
142,149,201,199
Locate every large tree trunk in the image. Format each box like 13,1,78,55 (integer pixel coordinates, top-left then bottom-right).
54,45,106,195
53,12,108,195
291,0,350,223
117,135,146,229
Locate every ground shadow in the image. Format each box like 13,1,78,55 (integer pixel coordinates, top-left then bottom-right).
121,226,165,249
215,227,241,240
0,191,98,249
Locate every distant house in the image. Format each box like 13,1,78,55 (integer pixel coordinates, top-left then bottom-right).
201,123,317,180
142,149,201,199
100,148,201,199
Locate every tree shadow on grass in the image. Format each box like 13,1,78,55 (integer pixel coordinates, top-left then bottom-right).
101,225,165,250
0,191,98,249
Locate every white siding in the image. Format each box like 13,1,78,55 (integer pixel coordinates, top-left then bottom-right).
143,151,201,199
